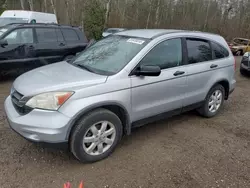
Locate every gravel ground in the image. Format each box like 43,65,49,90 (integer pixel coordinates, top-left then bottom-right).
1,57,250,188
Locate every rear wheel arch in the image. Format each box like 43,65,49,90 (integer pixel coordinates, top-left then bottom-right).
67,102,131,141
209,80,229,100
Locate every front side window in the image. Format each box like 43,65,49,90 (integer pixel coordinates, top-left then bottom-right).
187,38,212,64
4,28,33,44
140,38,182,69
72,35,149,75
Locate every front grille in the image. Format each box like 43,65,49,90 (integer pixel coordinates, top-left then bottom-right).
241,56,249,67
11,89,32,115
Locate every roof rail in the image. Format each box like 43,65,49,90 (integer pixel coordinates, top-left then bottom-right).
4,22,59,26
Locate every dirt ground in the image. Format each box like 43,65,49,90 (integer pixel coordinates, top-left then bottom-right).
0,57,250,188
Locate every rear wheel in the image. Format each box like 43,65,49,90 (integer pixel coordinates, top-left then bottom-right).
70,108,123,163
198,84,225,118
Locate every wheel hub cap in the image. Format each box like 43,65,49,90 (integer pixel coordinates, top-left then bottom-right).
82,121,116,156
208,90,222,113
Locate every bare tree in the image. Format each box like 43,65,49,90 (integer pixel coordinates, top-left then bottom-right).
50,0,56,15
44,0,47,12
104,0,111,27
146,0,153,29
64,0,70,24
28,0,34,11
155,0,161,27
20,0,25,10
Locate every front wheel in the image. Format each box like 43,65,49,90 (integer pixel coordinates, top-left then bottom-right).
198,84,225,118
236,50,243,56
70,109,123,163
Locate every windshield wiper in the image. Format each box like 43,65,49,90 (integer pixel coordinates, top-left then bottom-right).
74,63,95,73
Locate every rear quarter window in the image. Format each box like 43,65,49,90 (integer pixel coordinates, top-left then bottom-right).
211,42,229,59
61,28,79,42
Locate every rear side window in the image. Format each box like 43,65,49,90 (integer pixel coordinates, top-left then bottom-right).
56,29,64,42
211,42,229,59
186,38,212,64
62,29,79,42
36,28,57,43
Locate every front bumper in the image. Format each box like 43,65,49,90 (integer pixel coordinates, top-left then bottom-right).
4,96,71,143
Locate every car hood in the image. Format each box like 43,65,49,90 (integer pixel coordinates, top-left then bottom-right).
231,44,246,48
13,61,108,96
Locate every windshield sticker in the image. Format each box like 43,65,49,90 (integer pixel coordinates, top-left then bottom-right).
127,38,145,45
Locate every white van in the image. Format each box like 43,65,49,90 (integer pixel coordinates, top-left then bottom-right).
0,10,57,26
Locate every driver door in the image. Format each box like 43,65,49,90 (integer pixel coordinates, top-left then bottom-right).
0,28,36,73
130,38,187,123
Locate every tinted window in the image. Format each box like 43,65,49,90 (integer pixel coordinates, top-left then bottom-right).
36,28,57,43
140,38,182,69
4,28,33,44
56,29,64,42
211,42,229,59
62,29,79,42
187,39,212,64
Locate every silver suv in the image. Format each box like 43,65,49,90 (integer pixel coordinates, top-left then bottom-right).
5,29,236,163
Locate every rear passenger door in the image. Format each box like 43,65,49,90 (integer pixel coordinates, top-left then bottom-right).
183,38,229,107
34,27,66,66
61,28,87,54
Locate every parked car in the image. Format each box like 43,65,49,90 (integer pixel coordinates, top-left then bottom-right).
0,23,88,76
0,10,57,26
240,52,250,75
229,37,250,56
5,29,236,163
102,28,127,37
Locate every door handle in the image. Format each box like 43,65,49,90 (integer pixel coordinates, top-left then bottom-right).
173,71,185,76
210,64,218,68
27,45,34,50
59,43,66,46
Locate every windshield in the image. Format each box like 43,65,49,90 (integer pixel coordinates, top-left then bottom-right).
0,17,28,27
72,35,149,75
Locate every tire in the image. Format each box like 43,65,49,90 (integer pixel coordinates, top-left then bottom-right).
240,67,249,76
198,84,225,118
70,108,123,163
64,55,75,61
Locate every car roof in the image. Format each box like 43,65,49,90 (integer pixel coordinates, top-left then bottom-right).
115,29,220,39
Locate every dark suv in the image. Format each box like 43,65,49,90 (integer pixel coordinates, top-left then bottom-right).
0,23,88,76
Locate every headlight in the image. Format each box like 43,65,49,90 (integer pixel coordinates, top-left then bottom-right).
26,92,74,110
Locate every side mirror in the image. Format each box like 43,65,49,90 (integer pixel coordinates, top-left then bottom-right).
0,39,8,47
135,65,161,77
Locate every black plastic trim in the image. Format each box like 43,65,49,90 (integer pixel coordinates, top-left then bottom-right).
131,102,204,128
